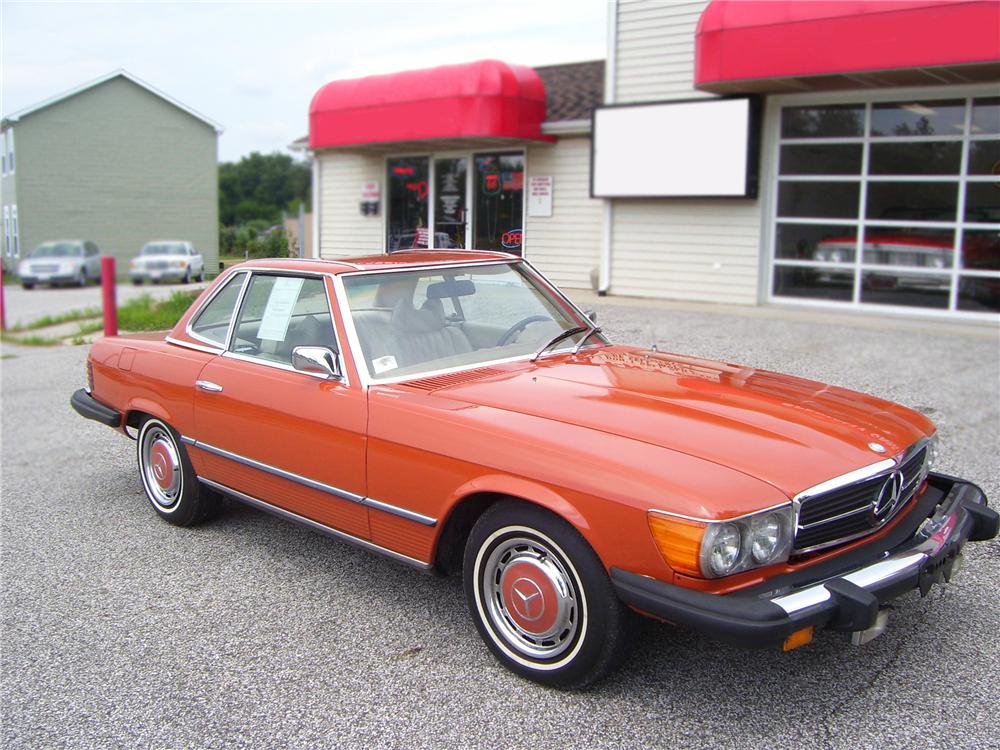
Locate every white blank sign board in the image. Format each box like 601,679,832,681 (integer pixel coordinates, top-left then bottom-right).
592,98,756,198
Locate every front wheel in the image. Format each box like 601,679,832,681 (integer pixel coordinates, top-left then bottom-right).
464,501,635,689
76,269,87,287
137,417,221,526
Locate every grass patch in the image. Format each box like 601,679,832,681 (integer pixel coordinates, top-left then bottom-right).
0,332,62,346
76,321,105,335
9,307,102,333
117,290,201,331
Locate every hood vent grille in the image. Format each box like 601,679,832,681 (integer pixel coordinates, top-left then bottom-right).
404,367,508,392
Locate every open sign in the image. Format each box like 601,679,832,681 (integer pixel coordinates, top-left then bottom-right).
501,229,523,249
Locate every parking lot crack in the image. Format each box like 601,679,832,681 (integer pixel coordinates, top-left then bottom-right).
818,590,945,749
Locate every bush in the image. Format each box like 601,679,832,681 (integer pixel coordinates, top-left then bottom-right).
247,229,289,259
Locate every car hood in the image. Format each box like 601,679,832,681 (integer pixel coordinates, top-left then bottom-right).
412,346,932,498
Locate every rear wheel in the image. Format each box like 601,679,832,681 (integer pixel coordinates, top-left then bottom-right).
136,417,221,526
21,282,34,290
464,501,635,689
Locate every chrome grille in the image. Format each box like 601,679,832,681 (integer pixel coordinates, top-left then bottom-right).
793,444,928,555
31,263,59,273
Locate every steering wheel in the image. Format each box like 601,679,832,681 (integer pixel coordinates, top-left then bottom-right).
497,315,552,346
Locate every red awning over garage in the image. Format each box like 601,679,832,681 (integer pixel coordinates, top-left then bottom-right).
695,0,1000,93
309,59,552,149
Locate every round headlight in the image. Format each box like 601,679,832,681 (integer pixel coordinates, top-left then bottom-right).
750,512,785,564
708,523,742,576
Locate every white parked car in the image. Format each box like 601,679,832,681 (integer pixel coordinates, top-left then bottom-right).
18,240,103,289
130,241,205,285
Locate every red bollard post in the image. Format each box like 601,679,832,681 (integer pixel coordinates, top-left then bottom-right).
101,256,118,337
0,264,6,332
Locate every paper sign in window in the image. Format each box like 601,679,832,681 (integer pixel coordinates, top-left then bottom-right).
256,277,304,341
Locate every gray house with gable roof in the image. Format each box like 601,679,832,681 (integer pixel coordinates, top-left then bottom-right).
1,69,222,276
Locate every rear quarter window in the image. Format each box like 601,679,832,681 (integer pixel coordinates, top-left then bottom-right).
189,272,246,346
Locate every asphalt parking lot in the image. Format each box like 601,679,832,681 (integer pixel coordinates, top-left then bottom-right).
1,296,998,749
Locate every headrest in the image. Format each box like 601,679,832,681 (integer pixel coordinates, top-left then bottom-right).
391,298,445,333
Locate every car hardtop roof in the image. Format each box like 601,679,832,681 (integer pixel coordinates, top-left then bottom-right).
232,250,518,275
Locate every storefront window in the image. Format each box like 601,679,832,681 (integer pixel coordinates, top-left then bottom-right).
870,100,965,137
434,157,467,249
473,153,524,254
781,104,863,139
771,94,1000,316
971,97,1000,134
387,157,429,251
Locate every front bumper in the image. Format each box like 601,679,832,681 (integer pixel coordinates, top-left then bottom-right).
611,473,997,648
20,272,79,285
131,268,187,282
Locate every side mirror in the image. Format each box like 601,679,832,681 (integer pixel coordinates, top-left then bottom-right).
291,346,342,380
584,309,598,324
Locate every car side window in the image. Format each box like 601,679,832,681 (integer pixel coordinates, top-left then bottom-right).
229,274,337,366
189,272,246,347
85,242,98,257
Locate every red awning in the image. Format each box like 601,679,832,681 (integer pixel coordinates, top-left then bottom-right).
309,59,552,149
696,1,1000,92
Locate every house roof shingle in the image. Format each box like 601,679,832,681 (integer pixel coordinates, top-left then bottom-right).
533,60,605,122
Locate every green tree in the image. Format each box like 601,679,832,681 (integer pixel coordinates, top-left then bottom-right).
219,152,310,226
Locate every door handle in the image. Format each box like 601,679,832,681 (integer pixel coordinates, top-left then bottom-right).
196,380,223,392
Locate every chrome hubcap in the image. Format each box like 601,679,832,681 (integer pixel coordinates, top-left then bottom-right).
141,425,181,509
482,535,580,660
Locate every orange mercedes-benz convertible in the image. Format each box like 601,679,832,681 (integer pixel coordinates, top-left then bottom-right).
72,251,997,688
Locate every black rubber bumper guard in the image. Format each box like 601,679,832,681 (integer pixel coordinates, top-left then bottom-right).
70,388,122,428
611,473,998,648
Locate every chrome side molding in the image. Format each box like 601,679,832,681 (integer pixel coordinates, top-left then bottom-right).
198,477,433,572
183,436,437,526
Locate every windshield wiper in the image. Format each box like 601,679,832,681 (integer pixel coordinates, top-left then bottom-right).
571,325,603,355
530,326,589,362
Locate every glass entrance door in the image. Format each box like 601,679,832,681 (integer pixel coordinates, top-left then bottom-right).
433,157,467,249
473,153,525,254
387,157,429,251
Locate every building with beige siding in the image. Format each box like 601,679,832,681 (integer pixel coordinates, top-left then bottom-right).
303,0,998,321
1,70,222,277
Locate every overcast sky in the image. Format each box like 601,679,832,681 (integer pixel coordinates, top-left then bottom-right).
1,0,608,162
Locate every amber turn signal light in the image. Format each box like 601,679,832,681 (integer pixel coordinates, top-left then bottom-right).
647,513,706,577
782,626,814,651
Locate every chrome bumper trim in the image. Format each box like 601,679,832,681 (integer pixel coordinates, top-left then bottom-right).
772,550,927,614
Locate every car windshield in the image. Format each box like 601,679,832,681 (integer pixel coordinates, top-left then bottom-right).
343,261,600,380
142,243,187,255
31,242,82,258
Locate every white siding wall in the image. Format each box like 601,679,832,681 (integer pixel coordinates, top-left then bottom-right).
615,0,710,103
525,136,601,290
318,151,383,257
609,0,765,304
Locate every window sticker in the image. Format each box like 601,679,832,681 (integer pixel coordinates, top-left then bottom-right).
256,277,304,341
371,355,398,374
